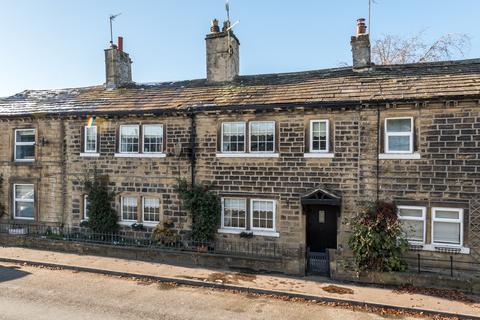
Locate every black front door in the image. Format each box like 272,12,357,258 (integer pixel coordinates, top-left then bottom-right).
306,205,338,252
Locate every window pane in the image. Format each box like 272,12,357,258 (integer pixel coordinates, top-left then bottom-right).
16,145,35,160
222,123,245,152
143,198,160,223
120,126,139,153
15,185,34,200
311,121,327,151
435,210,460,220
388,136,410,152
250,122,274,152
143,125,163,153
433,221,461,245
387,119,411,132
252,200,274,230
223,199,246,228
84,197,90,220
401,220,423,242
398,208,423,218
85,127,97,152
15,202,34,218
122,197,138,221
16,130,35,143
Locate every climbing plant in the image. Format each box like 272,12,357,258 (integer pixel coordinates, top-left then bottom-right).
175,179,220,242
0,174,5,218
83,168,119,234
348,201,408,272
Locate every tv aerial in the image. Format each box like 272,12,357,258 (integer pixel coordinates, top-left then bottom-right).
109,13,122,45
224,1,240,54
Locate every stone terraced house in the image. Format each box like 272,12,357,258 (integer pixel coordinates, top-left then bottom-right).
0,19,480,277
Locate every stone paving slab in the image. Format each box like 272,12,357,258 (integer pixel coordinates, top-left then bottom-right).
0,246,479,318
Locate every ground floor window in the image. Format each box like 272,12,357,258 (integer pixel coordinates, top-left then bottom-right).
118,195,161,226
142,198,161,224
220,197,276,234
397,205,465,250
121,197,138,222
432,207,463,247
13,184,35,220
83,195,90,220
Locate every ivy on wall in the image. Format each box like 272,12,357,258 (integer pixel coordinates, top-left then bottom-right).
83,168,119,234
176,179,221,242
348,201,408,272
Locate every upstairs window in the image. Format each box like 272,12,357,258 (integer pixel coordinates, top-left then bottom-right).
385,118,413,153
84,126,97,153
15,129,35,162
310,120,329,153
432,208,463,247
250,121,275,153
13,184,35,220
120,125,140,153
143,125,163,153
398,206,426,245
222,122,245,153
121,196,138,222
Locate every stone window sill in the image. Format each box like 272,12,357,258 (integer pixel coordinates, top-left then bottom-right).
216,153,279,158
217,228,279,238
304,153,334,159
80,153,100,157
114,153,166,158
379,152,421,160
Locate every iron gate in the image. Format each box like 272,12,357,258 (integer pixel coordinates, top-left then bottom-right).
307,248,330,276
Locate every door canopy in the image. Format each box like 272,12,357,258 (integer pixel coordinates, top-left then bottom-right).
301,187,341,206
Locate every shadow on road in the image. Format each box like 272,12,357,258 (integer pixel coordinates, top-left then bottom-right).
0,264,30,283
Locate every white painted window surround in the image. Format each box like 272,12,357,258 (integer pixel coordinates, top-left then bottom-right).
13,184,35,220
384,117,414,154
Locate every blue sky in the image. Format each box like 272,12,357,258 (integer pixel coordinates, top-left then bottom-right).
0,0,479,97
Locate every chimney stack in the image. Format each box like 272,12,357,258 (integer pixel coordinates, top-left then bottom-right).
205,19,240,83
351,18,371,69
105,36,133,89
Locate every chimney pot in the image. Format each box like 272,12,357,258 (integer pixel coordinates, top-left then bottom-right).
211,19,220,33
222,20,231,32
117,36,124,52
356,18,367,35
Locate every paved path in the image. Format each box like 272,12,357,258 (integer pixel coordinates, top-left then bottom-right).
0,262,423,320
0,247,479,318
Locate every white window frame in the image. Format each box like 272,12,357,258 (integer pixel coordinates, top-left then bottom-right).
119,125,140,154
249,121,276,154
397,205,426,245
221,122,246,154
385,117,414,154
431,207,464,248
121,196,138,223
84,126,98,153
221,197,247,230
13,184,35,220
309,120,329,153
250,199,276,232
14,129,36,162
142,124,164,154
83,195,90,221
142,197,161,225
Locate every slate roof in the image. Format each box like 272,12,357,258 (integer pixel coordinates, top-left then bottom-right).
1,59,480,117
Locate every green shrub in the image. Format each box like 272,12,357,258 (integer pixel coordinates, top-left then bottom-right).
348,201,408,272
175,179,220,242
83,169,119,234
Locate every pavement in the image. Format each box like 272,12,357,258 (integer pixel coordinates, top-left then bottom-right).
0,246,479,319
0,262,424,320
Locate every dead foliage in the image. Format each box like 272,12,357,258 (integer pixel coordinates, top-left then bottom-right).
393,284,479,305
322,285,354,295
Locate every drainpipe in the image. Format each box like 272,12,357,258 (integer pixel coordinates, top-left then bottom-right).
376,106,380,202
189,111,197,187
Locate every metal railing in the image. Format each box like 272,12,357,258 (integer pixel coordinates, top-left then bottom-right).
0,223,289,259
403,253,480,278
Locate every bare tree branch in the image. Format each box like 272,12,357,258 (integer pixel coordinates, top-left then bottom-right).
372,32,471,65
